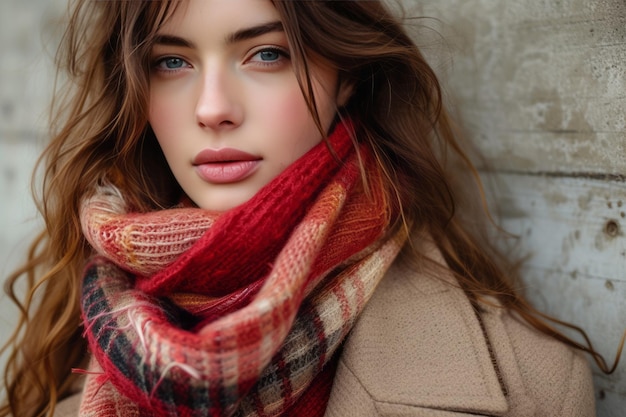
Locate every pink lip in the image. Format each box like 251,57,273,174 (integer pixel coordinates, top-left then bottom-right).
193,148,261,184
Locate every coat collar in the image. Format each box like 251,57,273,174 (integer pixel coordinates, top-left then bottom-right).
327,242,519,416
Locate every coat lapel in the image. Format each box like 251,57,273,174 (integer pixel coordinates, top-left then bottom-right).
326,247,512,416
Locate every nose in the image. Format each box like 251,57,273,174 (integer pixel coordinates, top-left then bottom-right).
195,67,243,131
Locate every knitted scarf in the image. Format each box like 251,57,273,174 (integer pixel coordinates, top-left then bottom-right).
78,121,404,417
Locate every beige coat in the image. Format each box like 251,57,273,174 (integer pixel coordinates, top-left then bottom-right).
324,253,595,416
54,249,595,417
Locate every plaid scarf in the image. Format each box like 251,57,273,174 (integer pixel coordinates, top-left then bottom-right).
78,122,404,417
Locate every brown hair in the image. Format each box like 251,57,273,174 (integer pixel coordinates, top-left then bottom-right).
1,1,618,416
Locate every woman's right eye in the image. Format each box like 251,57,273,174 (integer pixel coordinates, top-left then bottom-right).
153,57,191,73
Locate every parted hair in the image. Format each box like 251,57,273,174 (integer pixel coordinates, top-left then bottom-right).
1,1,614,416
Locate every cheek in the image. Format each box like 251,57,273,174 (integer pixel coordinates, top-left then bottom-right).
277,91,322,147
148,93,165,134
262,87,312,126
149,92,180,145
258,74,338,138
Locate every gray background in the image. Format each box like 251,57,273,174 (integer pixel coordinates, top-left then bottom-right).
1,0,625,415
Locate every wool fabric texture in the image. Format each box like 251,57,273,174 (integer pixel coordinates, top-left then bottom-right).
78,122,405,417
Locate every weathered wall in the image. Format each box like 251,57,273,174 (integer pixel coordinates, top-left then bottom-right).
404,0,626,415
1,0,624,414
0,0,66,382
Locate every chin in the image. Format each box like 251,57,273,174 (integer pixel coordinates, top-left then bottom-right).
191,191,256,212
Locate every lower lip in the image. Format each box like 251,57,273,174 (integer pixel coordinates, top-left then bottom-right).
195,160,260,184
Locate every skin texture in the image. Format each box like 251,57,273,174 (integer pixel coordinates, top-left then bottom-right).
149,0,349,211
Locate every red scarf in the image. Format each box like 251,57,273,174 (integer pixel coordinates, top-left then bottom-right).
78,122,404,416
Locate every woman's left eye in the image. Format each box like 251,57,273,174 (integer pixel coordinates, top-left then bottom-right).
248,47,289,65
257,50,281,61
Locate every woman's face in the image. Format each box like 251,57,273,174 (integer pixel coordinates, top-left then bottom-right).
148,0,348,211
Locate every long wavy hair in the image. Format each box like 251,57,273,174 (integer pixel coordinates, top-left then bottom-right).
1,1,617,416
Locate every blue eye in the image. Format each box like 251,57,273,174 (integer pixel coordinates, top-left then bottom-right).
163,58,185,68
249,47,289,65
257,50,280,61
154,57,190,72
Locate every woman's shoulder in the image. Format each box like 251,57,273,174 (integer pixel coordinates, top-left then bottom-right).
481,299,595,416
325,255,595,417
52,373,86,417
53,393,82,417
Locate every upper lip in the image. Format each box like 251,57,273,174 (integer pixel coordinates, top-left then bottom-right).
193,148,261,165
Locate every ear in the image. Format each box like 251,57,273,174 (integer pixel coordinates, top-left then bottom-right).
336,79,354,107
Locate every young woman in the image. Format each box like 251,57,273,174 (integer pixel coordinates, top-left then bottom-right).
1,0,605,416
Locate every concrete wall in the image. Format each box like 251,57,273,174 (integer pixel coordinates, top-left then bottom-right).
1,0,624,415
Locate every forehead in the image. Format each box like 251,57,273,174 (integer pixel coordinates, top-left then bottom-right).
157,0,282,38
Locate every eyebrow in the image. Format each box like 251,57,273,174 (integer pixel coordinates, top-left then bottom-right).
227,21,284,44
153,21,284,49
153,34,194,48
